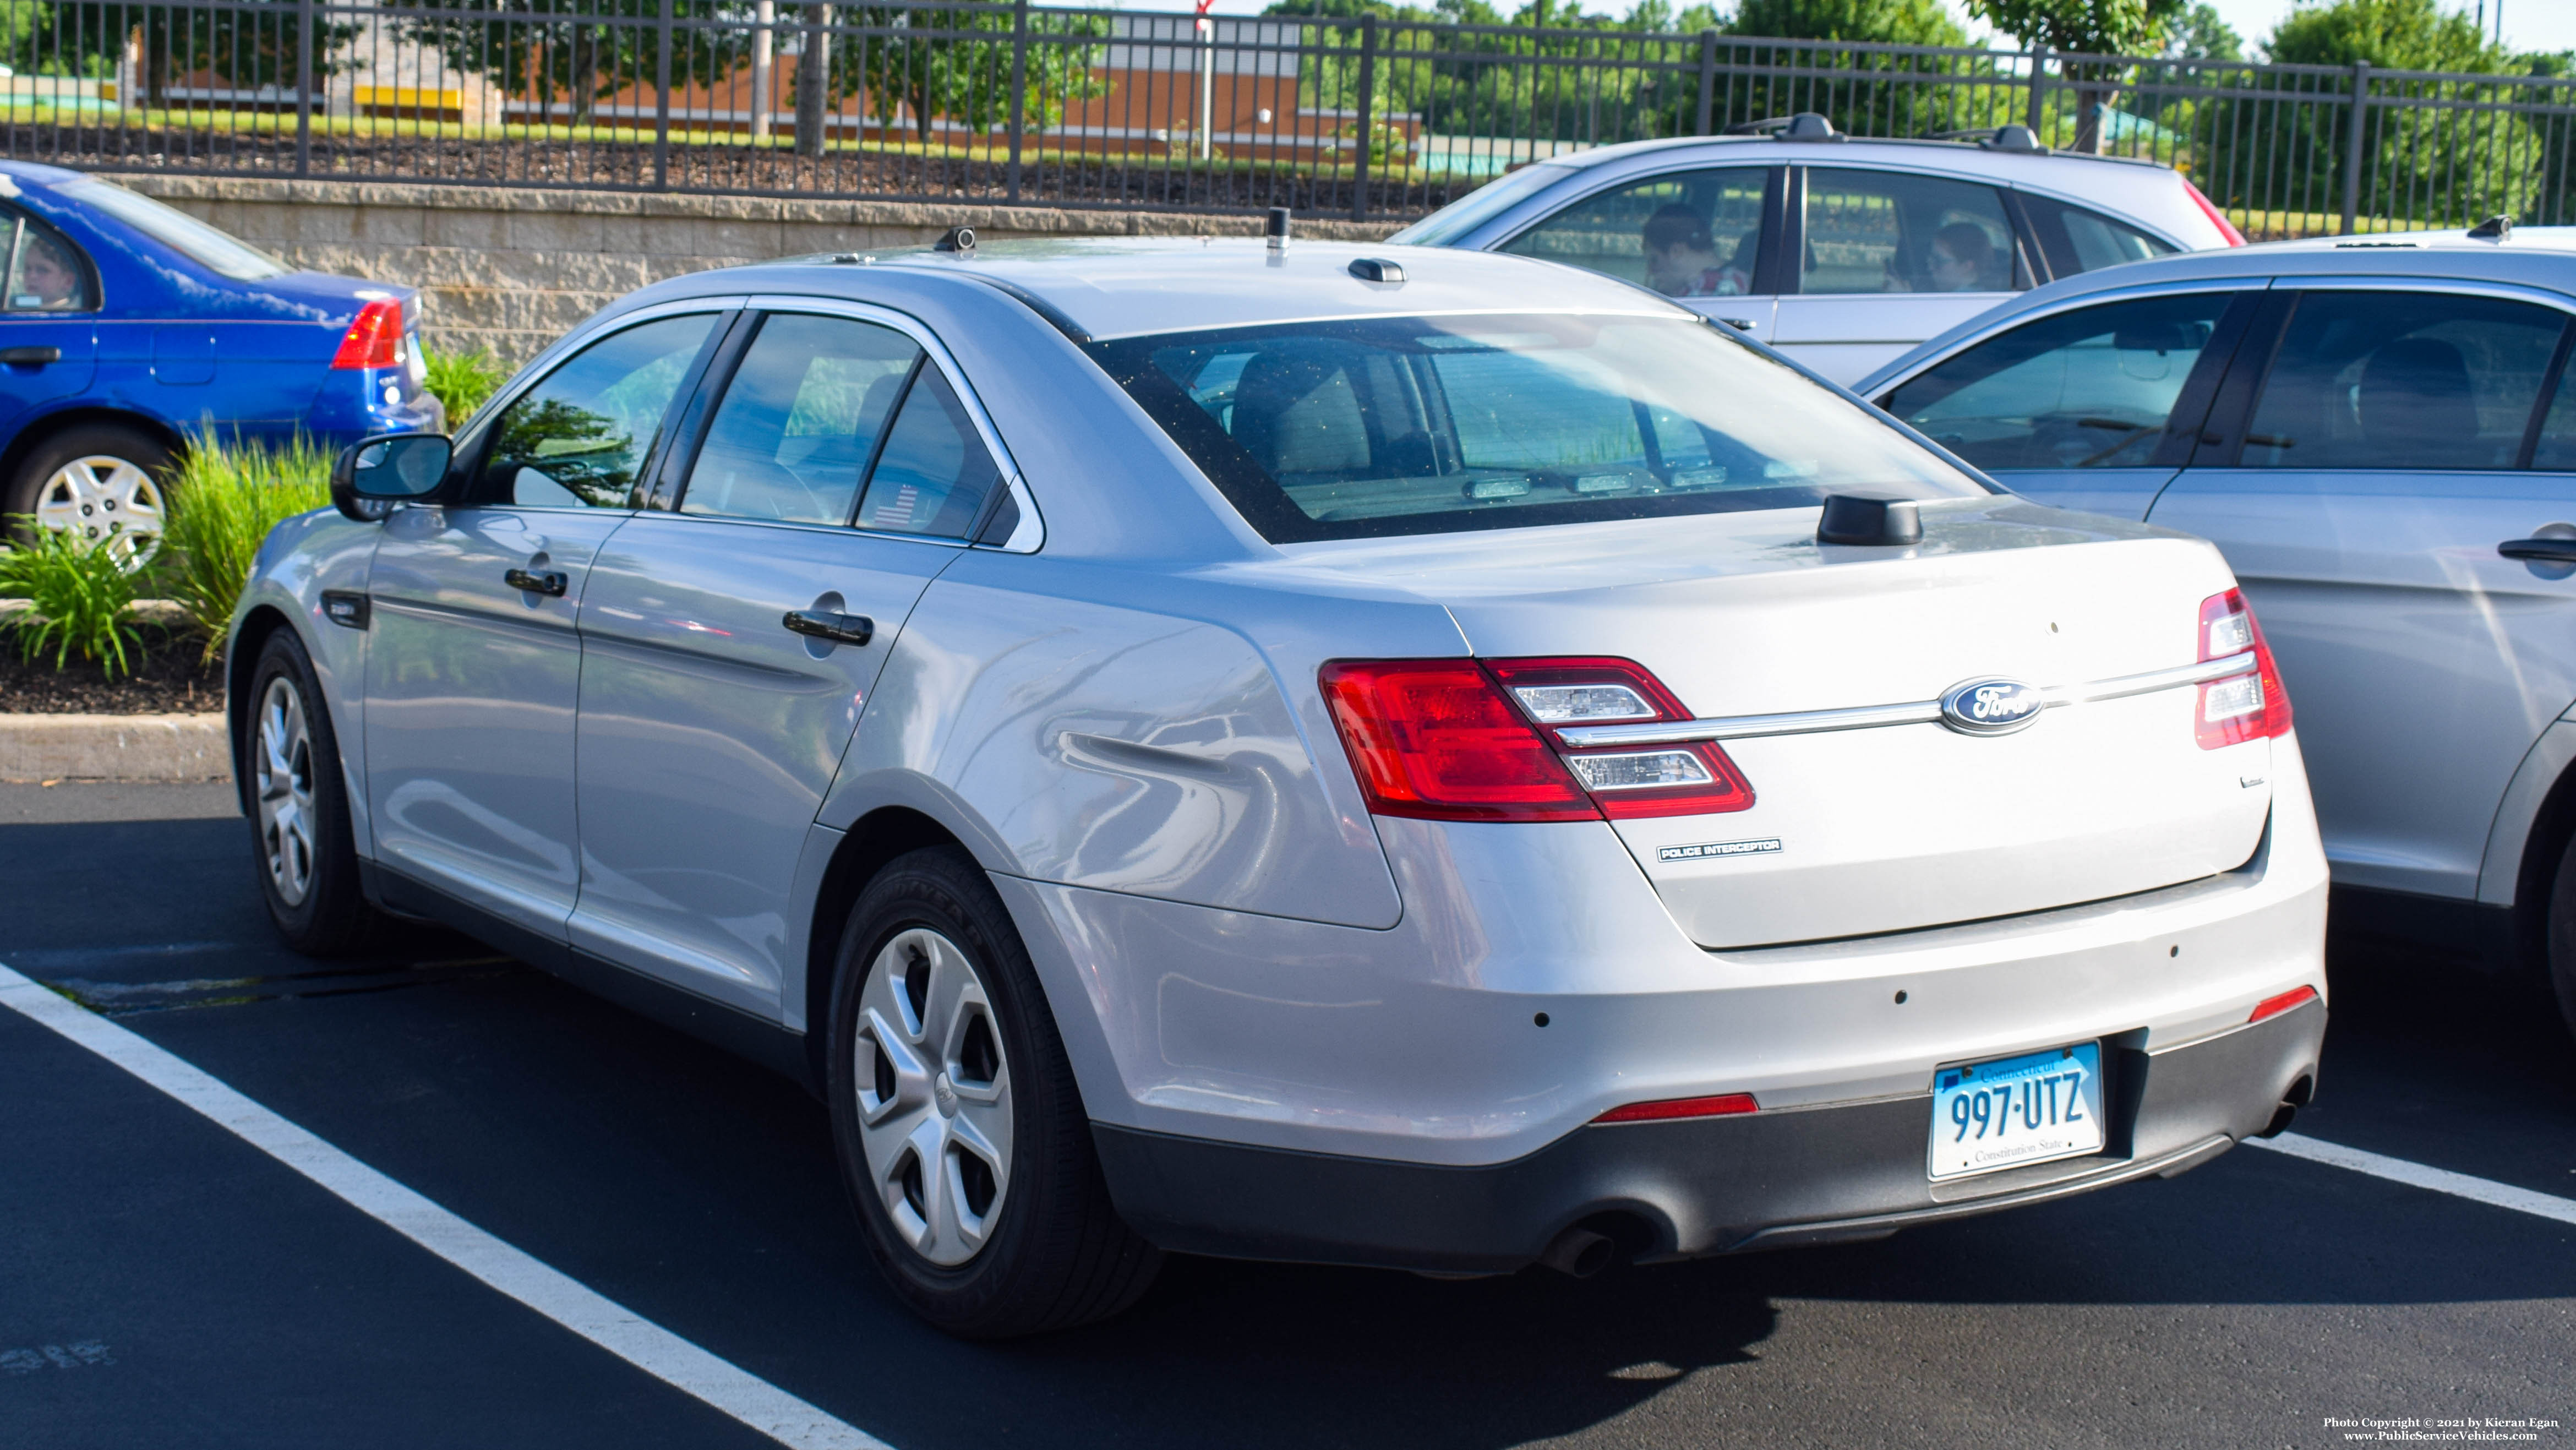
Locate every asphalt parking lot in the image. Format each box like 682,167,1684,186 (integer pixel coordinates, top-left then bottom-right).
3,781,2570,1450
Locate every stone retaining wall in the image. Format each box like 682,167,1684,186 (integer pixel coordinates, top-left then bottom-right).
118,176,1405,365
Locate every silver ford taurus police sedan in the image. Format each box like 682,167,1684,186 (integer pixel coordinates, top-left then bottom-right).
226,235,2327,1338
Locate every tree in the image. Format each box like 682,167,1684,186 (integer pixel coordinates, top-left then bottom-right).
1964,0,2187,151
2162,4,2241,61
1725,0,1967,47
2264,0,2509,71
394,0,743,128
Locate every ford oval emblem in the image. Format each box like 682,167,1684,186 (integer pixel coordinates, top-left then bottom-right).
1940,678,2045,736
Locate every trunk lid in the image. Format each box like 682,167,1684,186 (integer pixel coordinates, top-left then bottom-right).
1281,498,2274,948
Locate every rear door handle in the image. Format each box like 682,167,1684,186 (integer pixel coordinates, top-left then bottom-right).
0,346,61,365
504,567,569,596
2499,538,2576,563
1719,318,1755,330
782,609,874,646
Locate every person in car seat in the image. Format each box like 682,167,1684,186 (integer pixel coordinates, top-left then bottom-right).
1642,205,1753,298
9,230,83,310
1924,222,2005,293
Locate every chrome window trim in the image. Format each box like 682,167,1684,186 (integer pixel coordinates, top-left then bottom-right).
1555,651,2259,748
2256,274,2576,316
745,291,1045,553
1861,276,2274,401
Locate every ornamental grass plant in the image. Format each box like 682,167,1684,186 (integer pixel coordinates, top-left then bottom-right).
161,438,334,661
0,525,144,678
423,343,509,426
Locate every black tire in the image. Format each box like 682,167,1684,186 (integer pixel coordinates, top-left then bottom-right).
242,628,377,956
4,421,175,558
826,847,1162,1338
2549,833,2576,1046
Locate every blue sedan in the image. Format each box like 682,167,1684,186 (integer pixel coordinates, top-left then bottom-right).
0,161,443,561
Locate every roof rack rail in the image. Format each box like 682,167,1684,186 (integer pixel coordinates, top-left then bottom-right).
1921,124,2048,154
1724,112,1842,142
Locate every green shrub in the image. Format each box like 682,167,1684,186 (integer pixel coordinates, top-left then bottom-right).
422,342,508,425
0,524,144,678
161,438,334,660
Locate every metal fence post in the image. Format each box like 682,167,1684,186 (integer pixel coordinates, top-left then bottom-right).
1007,0,1029,203
1350,13,1377,222
1695,28,1716,136
2340,60,2370,236
2024,46,2046,134
654,0,674,190
294,0,314,177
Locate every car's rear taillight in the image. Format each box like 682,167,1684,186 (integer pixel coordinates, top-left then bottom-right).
1487,657,1752,818
1318,656,1752,822
2248,984,2318,1023
331,297,407,370
1593,1092,1759,1124
2182,178,2247,246
2196,588,2291,749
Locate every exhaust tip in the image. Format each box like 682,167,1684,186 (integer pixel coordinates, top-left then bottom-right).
1537,1226,1617,1279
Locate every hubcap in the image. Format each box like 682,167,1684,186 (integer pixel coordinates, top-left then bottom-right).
854,928,1013,1267
255,677,318,908
34,454,166,568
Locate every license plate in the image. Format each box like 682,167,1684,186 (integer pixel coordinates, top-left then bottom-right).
1928,1042,2105,1181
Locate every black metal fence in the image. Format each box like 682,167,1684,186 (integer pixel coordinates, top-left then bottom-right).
5,0,2574,230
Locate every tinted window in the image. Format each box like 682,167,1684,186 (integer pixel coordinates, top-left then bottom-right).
1802,170,2020,296
481,314,718,508
856,368,1003,538
56,178,289,280
682,314,919,525
2020,194,2179,278
2536,361,2576,472
2242,292,2568,471
2,212,95,312
1091,313,1985,544
1883,293,2237,471
1500,167,1769,298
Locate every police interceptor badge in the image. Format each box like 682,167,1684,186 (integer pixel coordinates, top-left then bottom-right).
1658,838,1783,863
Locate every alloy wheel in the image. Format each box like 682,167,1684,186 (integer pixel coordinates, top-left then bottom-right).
854,927,1014,1267
36,453,166,568
255,676,317,908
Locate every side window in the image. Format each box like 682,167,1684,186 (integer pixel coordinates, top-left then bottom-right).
1499,167,1769,298
1802,169,2021,296
2535,361,2576,471
2,212,97,313
2241,292,2568,471
680,313,920,525
855,367,1003,538
478,313,718,508
2019,194,2179,278
1883,293,2238,471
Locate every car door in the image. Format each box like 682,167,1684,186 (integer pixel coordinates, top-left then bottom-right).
1774,167,2030,386
569,304,1016,1011
2147,284,2576,902
0,208,101,438
1496,165,1781,344
364,306,730,941
1875,285,2261,520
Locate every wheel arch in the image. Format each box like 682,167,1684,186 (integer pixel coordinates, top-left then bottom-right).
803,805,980,1087
2483,717,2576,974
0,405,188,494
226,603,300,817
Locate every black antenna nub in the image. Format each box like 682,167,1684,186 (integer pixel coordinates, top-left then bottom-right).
1817,494,1922,547
2469,215,2513,242
1265,207,1292,251
935,225,976,253
1348,257,1405,284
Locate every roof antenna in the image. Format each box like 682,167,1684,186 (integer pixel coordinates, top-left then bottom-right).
1266,207,1291,253
2468,215,2513,242
935,225,976,253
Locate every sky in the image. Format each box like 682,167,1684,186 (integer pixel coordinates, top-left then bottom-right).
1191,0,2576,54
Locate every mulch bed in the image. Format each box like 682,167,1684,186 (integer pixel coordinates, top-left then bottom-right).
6,125,1465,217
0,626,227,716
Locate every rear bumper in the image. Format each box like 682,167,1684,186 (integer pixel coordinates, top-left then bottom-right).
1094,997,2324,1273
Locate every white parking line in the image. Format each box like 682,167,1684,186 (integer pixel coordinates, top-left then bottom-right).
0,964,890,1450
2247,1131,2576,1227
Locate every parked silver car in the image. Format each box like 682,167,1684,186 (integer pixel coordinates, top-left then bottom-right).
1389,114,2242,384
228,237,2326,1338
1858,222,2576,1037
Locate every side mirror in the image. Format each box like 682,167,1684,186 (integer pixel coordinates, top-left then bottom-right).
332,432,452,522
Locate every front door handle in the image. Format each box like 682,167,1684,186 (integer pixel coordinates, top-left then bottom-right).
782,608,874,646
504,567,569,596
0,346,61,366
2499,538,2576,564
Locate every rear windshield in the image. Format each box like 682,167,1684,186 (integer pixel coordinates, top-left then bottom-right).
1089,313,1988,543
56,178,290,280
